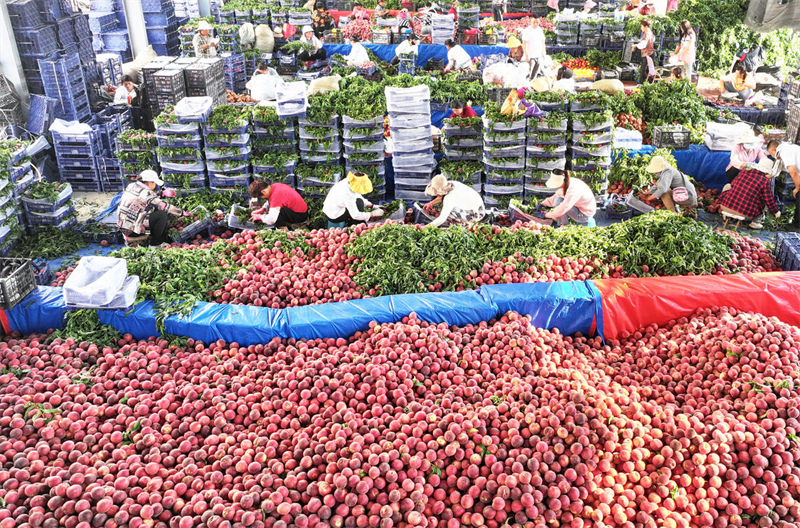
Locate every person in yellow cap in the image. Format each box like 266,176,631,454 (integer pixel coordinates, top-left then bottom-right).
323,172,384,226
506,34,523,62
644,155,697,217
423,174,485,228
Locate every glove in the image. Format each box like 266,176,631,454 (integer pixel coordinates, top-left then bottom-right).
776,211,781,219
371,208,384,219
252,214,263,223
162,189,177,198
183,211,191,217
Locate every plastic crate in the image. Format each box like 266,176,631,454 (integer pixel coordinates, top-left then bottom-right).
100,29,131,51
14,25,60,55
0,259,36,309
141,0,169,13
9,162,32,183
27,204,75,226
652,125,690,150
7,0,45,29
89,12,118,33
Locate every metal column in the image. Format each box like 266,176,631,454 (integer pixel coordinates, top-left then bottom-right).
0,0,30,115
121,0,150,58
199,0,212,17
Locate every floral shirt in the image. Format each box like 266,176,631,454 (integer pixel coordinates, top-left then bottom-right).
117,181,181,235
312,8,333,32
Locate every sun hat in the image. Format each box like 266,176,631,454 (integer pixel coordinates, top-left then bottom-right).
197,21,213,31
645,155,671,173
736,128,758,145
347,172,373,195
755,157,775,175
140,169,164,186
302,25,314,35
545,171,565,189
425,174,454,196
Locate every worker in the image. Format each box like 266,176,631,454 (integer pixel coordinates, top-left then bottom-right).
540,169,596,227
391,33,419,65
346,35,370,67
768,140,800,229
448,0,458,19
670,19,696,80
397,8,412,33
506,33,523,62
643,155,698,218
444,39,474,72
112,75,139,105
351,2,371,21
323,171,384,226
636,19,656,84
298,25,327,62
718,158,780,230
423,174,486,228
521,17,546,80
449,99,477,119
312,2,334,38
492,0,505,22
726,129,764,183
420,2,439,36
245,61,282,101
721,63,756,101
248,181,309,229
552,66,575,92
117,170,185,247
193,20,219,58
375,0,389,17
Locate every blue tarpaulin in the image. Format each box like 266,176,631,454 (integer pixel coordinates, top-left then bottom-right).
323,43,510,67
3,282,602,345
617,145,731,191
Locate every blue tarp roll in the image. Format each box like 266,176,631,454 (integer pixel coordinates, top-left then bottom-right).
5,282,603,345
618,145,730,191
322,43,511,67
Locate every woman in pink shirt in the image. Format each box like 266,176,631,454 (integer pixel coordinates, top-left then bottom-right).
726,129,763,183
541,169,597,226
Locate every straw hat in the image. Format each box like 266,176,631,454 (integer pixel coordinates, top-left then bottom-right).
545,172,564,189
755,157,775,175
425,174,454,196
197,21,213,31
347,172,372,195
736,128,758,145
645,155,671,173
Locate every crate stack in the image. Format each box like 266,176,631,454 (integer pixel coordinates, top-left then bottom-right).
251,108,298,188
0,140,28,250
775,232,800,271
38,54,92,122
431,14,455,46
95,53,123,88
8,0,62,95
179,23,196,55
509,0,531,13
483,114,527,208
143,0,188,57
95,0,133,63
20,181,77,234
223,53,247,94
140,56,176,125
52,128,103,193
252,7,271,26
387,85,435,203
297,115,341,197
184,58,227,106
174,0,201,18
555,18,579,46
456,5,480,45
530,0,548,15
154,109,205,193
288,8,312,29
525,106,568,199
601,19,625,50
569,94,614,200
217,24,241,54
442,117,482,162
204,107,251,197
152,67,187,120
342,116,386,202
579,19,602,47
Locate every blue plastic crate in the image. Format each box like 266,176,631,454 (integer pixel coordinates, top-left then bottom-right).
144,12,175,27
15,25,60,55
209,172,251,187
89,12,119,33
7,0,45,29
26,95,58,136
57,17,77,43
141,0,170,13
56,155,96,169
60,166,99,181
72,13,92,36
9,162,32,183
146,27,177,45
26,204,75,226
100,29,130,51
54,96,92,122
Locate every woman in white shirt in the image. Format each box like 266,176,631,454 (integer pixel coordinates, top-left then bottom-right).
323,172,384,226
346,35,370,67
444,39,474,72
521,17,546,79
423,174,485,228
113,75,138,105
298,26,327,62
391,34,419,65
540,170,597,227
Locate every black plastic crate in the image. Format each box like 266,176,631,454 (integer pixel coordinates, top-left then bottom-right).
652,125,690,150
152,68,186,93
0,258,36,309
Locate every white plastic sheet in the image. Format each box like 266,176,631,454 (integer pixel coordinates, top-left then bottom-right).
63,257,128,308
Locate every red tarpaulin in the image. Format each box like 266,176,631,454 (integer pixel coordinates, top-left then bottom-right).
594,271,800,340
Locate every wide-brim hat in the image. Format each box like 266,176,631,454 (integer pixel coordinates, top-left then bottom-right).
736,128,758,145
347,172,372,195
755,157,775,175
425,174,454,196
197,21,213,31
545,172,564,189
645,155,671,173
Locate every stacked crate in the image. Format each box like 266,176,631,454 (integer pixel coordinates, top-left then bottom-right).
8,0,61,95
342,116,386,202
569,94,613,200
203,107,251,197
95,53,123,87
526,108,569,199
297,116,341,197
431,14,455,46
530,0,548,15
38,54,92,122
457,5,480,30
20,181,76,233
152,67,187,121
179,23,196,56
601,19,625,50
579,19,602,47
184,58,227,106
288,8,312,29
0,140,28,250
483,114,527,208
53,128,103,193
217,24,241,54
143,0,188,56
251,108,298,188
119,128,158,183
555,18,579,46
155,109,205,193
387,85,435,203
442,117,482,162
222,53,247,94
90,0,131,61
